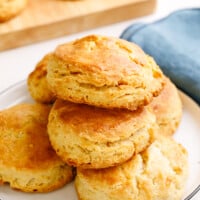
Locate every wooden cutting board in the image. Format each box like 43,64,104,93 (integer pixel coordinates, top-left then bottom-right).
0,0,156,51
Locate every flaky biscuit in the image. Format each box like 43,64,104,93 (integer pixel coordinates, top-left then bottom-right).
48,99,157,169
75,136,188,200
0,0,27,22
0,103,74,192
27,54,56,104
148,77,182,136
47,35,165,111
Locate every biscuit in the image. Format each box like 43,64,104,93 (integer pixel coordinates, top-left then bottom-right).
0,103,74,192
47,35,165,111
0,0,27,22
48,99,157,169
148,77,182,136
75,136,188,200
27,54,56,104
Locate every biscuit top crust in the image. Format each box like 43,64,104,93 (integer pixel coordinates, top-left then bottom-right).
0,0,27,22
50,99,155,143
54,35,163,87
0,103,62,169
28,54,50,81
27,53,56,103
149,77,182,115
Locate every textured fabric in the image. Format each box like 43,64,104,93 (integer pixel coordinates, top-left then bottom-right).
121,8,200,105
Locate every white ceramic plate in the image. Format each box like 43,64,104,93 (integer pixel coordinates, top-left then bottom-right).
0,81,199,200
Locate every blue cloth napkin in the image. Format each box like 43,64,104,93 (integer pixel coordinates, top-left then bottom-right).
120,8,200,105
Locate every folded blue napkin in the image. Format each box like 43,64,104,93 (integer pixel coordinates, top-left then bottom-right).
120,8,200,105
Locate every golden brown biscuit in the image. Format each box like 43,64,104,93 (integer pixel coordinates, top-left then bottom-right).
148,77,182,136
75,136,188,200
48,99,157,169
27,54,56,104
0,103,74,192
0,0,27,22
47,35,165,111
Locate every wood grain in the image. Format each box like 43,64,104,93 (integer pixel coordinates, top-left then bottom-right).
0,0,156,51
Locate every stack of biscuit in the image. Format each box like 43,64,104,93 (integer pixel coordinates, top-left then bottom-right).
0,35,188,199
27,35,188,199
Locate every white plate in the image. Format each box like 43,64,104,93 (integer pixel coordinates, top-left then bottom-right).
0,81,199,200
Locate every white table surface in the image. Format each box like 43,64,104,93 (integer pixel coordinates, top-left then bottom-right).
0,0,200,199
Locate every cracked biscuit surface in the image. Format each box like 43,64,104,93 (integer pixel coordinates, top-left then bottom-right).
75,136,188,200
0,0,27,22
47,35,165,111
47,99,157,169
0,103,74,192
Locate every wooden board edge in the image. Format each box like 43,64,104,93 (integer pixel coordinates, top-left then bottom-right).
0,0,156,51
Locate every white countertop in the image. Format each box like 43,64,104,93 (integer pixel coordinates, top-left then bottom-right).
0,0,200,199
